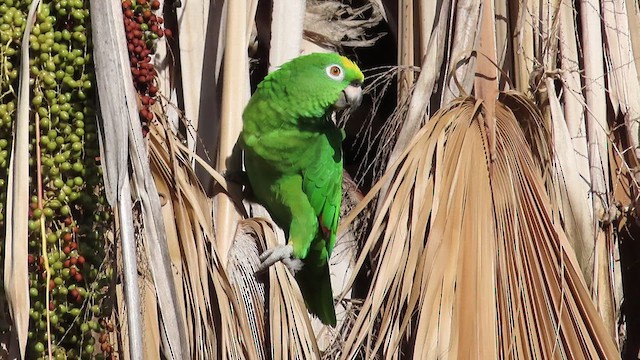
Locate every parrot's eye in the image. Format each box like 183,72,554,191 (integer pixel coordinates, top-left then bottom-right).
326,65,345,81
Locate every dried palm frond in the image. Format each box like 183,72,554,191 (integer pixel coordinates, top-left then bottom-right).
228,214,321,360
91,1,189,357
544,78,595,288
374,0,451,217
148,112,262,359
337,96,618,359
552,0,596,291
304,1,384,50
227,220,268,359
3,1,40,357
148,123,216,358
215,0,252,265
578,0,617,335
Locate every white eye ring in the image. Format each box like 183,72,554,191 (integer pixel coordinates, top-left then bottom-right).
326,64,345,81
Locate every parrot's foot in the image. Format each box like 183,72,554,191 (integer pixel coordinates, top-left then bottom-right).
257,244,303,274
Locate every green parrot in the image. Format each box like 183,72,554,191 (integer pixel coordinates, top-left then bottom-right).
241,53,364,326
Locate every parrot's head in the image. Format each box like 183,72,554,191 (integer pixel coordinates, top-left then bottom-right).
260,52,364,119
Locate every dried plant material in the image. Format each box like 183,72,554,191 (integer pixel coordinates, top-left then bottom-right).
228,215,320,359
227,221,268,360
474,0,499,163
3,1,41,358
215,0,250,265
304,1,384,49
579,0,615,334
269,0,305,72
500,91,553,185
266,225,322,360
544,79,595,288
91,1,144,357
92,0,191,358
512,0,536,92
337,96,618,359
602,0,640,179
352,66,410,184
441,0,481,103
579,0,609,219
557,0,594,285
148,114,260,359
374,0,451,217
174,0,212,151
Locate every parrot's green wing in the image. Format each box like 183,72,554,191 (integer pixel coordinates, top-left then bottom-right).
295,127,343,326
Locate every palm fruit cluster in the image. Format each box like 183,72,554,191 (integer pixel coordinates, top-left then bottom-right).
1,0,115,359
122,0,169,136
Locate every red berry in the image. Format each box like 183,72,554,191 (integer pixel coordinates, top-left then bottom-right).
151,0,160,10
70,289,79,299
148,85,158,96
124,9,133,18
70,267,77,276
163,29,173,38
122,0,132,8
49,280,55,290
63,260,70,268
63,246,71,254
157,16,164,24
49,302,56,311
78,256,86,265
74,273,83,282
70,257,77,266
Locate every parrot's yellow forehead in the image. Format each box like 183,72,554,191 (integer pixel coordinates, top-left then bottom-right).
339,56,364,82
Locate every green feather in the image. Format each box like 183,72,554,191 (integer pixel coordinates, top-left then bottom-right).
241,53,364,326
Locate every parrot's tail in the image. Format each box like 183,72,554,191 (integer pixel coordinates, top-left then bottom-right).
296,259,336,327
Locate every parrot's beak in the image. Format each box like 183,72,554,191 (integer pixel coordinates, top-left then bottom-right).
335,82,363,110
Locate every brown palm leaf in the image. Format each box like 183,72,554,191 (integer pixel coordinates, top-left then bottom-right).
337,96,618,359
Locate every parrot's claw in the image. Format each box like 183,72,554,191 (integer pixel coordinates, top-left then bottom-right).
257,244,302,274
282,257,303,274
